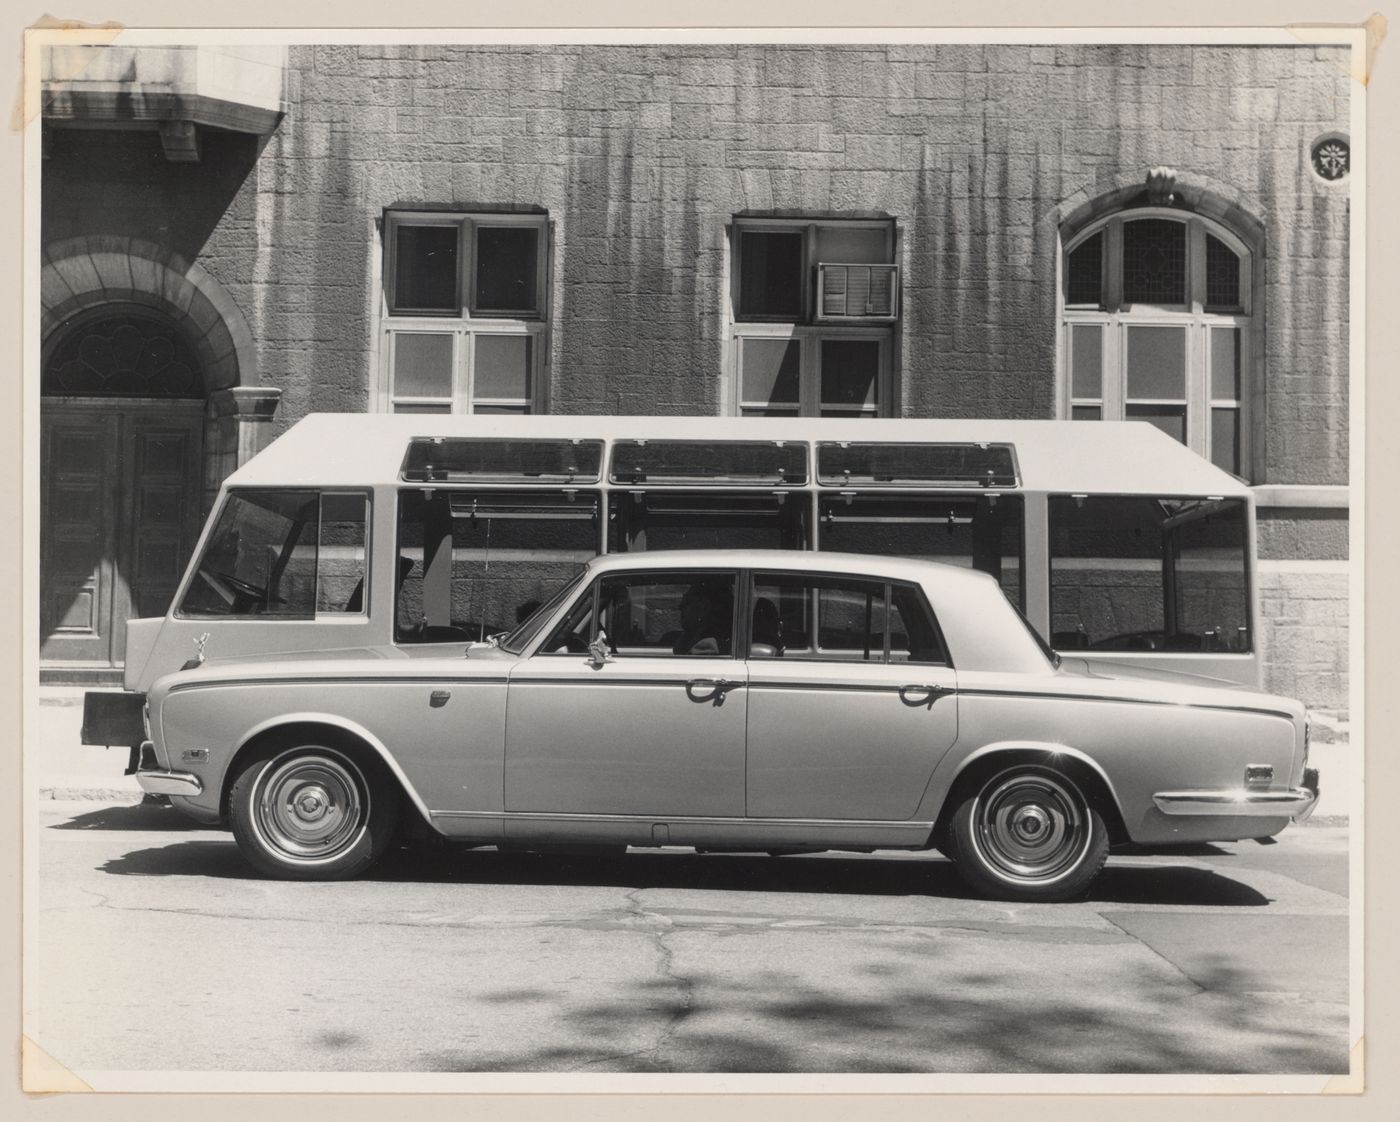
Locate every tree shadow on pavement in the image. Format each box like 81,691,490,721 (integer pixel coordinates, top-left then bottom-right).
417,955,1348,1075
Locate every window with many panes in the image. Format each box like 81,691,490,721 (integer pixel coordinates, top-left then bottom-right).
379,210,549,414
1061,209,1252,478
729,218,898,418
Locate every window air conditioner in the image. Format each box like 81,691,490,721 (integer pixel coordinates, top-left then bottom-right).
816,263,900,320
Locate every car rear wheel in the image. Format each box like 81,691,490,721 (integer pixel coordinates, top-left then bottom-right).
945,765,1108,902
229,743,400,880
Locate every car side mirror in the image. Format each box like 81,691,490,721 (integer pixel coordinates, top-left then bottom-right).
586,633,613,668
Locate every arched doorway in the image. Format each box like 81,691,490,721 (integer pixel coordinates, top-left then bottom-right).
40,305,207,678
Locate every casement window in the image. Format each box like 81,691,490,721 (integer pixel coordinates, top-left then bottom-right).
1060,210,1253,477
379,211,549,414
729,219,899,418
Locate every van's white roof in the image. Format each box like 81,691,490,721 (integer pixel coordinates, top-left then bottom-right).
227,413,1251,497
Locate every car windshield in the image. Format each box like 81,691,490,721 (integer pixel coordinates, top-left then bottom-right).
499,572,587,654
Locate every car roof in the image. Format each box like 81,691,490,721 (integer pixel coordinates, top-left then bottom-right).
583,548,998,589
226,413,1251,498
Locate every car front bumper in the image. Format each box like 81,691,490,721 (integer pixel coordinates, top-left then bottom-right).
135,767,204,797
1153,768,1320,823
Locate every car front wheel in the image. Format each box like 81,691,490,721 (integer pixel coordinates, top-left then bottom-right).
944,765,1109,902
229,743,400,880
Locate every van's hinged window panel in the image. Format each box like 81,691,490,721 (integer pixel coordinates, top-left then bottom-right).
816,442,1020,488
400,438,604,483
609,440,809,485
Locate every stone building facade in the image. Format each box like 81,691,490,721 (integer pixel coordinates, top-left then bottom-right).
38,41,1352,716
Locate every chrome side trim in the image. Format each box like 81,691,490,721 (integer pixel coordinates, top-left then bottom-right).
1152,787,1318,819
166,675,510,694
431,808,933,831
136,769,205,796
960,688,1297,723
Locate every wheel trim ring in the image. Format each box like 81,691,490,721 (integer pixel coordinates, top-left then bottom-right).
250,750,370,865
969,770,1091,886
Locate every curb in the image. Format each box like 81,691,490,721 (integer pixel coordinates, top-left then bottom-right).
38,787,145,802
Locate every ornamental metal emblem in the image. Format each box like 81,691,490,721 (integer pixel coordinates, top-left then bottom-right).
1312,138,1349,181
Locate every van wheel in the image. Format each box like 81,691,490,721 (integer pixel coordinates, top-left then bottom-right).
229,744,399,880
944,765,1108,902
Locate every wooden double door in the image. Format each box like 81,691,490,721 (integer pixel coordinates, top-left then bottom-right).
40,402,204,672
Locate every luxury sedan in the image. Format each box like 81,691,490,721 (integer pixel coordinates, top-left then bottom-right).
134,550,1319,901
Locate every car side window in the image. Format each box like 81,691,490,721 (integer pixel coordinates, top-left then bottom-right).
749,573,947,665
540,571,738,658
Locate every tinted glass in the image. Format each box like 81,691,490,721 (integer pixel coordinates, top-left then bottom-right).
738,230,803,319
1125,325,1186,399
475,226,539,313
1205,234,1241,309
820,339,879,408
394,225,459,311
1070,324,1103,398
610,441,807,484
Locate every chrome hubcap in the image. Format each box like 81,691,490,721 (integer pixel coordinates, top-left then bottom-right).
973,769,1089,884
253,752,366,863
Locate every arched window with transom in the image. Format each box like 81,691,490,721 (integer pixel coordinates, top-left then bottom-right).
1060,209,1253,478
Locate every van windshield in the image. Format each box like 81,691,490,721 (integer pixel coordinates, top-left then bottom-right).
179,490,368,618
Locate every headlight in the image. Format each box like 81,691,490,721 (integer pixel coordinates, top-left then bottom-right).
1303,712,1311,768
142,701,152,741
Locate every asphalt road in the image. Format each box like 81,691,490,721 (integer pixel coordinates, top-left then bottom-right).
27,800,1351,1079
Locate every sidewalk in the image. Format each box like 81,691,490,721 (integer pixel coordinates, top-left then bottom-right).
29,686,1353,822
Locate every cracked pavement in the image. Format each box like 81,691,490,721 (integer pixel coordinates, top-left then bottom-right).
26,800,1351,1078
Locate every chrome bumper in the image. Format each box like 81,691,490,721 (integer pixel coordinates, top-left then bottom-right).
1154,771,1319,823
136,769,204,797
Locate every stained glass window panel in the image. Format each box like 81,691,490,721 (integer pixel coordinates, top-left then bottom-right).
1122,219,1186,304
1205,234,1242,309
1067,232,1103,306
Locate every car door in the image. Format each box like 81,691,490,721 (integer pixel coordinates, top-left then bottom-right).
504,569,748,818
744,572,958,821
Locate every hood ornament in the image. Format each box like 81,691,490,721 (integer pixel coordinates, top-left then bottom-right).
180,632,212,671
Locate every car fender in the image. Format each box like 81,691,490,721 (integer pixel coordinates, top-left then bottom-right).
921,738,1126,826
230,710,436,826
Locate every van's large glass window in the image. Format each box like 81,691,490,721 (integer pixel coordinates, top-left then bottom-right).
180,490,367,619
396,489,596,643
817,494,1024,610
608,492,807,553
1048,495,1249,652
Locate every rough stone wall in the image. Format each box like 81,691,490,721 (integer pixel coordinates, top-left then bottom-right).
43,43,1351,483
1257,566,1350,717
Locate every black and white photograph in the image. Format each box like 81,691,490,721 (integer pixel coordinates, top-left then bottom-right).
17,10,1373,1098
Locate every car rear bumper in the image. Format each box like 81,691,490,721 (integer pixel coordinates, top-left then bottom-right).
1153,768,1319,822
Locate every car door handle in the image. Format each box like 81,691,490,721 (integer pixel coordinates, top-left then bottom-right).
686,678,743,705
899,683,954,707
